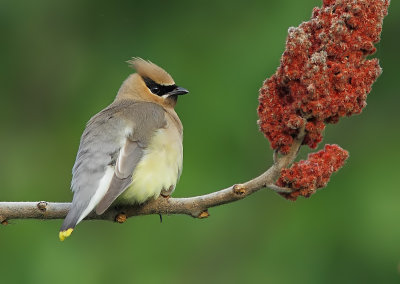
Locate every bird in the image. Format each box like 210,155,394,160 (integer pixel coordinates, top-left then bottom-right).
59,58,188,241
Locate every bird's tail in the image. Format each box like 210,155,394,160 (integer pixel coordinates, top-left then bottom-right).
59,169,113,241
59,228,74,241
59,212,80,241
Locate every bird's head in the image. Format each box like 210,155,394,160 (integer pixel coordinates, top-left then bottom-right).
116,58,188,107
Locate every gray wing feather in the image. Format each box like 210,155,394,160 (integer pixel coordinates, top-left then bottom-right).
61,105,126,231
115,139,143,178
95,102,167,214
95,139,143,214
61,100,166,231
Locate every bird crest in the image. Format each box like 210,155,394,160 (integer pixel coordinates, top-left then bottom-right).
127,57,175,86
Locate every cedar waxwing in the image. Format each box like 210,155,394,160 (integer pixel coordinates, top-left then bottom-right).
59,58,188,241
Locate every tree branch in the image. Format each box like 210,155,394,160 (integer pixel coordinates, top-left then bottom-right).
0,130,305,225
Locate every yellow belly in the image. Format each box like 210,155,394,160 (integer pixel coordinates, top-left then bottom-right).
119,127,183,204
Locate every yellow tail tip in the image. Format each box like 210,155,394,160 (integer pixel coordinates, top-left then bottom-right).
59,228,74,241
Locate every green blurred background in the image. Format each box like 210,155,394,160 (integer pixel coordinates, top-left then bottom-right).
0,0,399,283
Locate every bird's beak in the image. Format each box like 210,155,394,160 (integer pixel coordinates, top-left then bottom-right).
168,86,189,96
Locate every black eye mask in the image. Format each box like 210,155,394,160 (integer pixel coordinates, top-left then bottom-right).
142,77,177,96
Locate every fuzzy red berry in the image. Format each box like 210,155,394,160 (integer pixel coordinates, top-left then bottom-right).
277,144,349,200
258,0,389,153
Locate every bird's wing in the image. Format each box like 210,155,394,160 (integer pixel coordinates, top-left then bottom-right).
95,101,167,214
94,139,141,215
60,101,166,232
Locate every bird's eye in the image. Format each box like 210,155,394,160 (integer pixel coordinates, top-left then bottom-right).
150,86,160,94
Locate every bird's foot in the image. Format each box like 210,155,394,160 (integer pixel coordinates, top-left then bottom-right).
160,193,171,199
